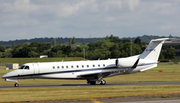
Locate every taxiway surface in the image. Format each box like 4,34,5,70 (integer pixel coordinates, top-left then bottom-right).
1,81,180,89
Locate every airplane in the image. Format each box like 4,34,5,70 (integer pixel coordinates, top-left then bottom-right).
2,38,169,87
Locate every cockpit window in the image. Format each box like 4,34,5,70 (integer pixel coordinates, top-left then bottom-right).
18,65,25,69
24,66,29,70
18,65,29,69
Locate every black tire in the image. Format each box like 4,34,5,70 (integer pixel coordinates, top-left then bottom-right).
14,83,19,87
100,80,106,85
90,81,96,85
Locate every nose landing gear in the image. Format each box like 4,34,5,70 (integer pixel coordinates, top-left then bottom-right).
14,82,19,87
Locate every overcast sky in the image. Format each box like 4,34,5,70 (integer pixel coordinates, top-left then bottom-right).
0,0,180,41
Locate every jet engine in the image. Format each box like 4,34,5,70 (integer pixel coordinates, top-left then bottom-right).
115,58,145,68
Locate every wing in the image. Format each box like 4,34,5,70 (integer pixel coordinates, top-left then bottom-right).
77,68,126,79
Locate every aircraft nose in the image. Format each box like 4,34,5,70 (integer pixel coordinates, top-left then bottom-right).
2,74,7,79
1,70,17,79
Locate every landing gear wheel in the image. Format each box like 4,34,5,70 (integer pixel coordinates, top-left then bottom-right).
14,83,19,87
100,80,106,85
90,81,96,85
87,81,96,85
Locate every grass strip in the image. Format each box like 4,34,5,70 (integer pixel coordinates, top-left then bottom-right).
1,85,180,102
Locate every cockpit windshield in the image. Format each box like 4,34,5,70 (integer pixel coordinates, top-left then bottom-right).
24,66,29,69
18,65,25,69
18,65,30,70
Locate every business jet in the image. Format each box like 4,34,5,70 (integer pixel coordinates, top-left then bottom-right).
2,38,169,87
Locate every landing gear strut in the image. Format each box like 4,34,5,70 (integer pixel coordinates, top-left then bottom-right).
97,74,106,85
14,82,19,87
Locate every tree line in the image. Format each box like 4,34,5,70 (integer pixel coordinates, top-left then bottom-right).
0,35,176,60
0,37,105,47
1,35,179,48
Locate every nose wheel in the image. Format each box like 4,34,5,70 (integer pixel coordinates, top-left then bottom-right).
14,82,19,87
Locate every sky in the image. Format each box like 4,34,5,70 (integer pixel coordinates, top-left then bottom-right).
0,0,180,41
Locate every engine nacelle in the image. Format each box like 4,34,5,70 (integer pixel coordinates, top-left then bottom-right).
115,58,145,68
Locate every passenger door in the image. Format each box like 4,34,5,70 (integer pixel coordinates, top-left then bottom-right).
32,63,39,74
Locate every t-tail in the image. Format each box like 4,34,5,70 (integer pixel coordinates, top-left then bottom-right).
115,38,169,70
139,38,169,62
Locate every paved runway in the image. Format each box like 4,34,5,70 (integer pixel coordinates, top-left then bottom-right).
1,81,180,89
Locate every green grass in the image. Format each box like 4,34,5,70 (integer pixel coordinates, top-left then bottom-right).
1,85,180,102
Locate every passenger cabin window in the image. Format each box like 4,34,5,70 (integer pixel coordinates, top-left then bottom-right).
93,65,95,67
103,64,105,67
62,66,64,69
18,65,25,69
53,66,55,69
24,66,29,70
98,64,100,67
87,65,89,68
82,65,84,68
57,66,59,69
71,66,73,68
66,66,68,68
77,65,79,68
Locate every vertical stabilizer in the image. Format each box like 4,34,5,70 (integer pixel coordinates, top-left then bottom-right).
139,38,169,62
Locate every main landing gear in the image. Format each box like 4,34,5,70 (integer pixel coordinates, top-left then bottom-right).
87,80,106,85
14,82,19,87
100,80,106,85
87,81,96,85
